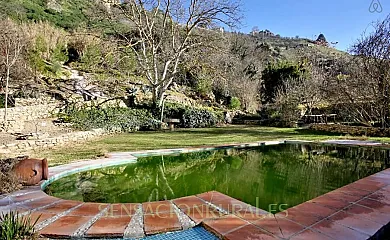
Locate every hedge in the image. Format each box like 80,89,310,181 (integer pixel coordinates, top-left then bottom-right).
163,103,224,128
309,124,390,137
61,106,160,132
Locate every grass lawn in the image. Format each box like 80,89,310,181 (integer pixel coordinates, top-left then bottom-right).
32,125,390,166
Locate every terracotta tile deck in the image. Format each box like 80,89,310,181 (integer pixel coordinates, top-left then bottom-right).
328,210,383,236
203,215,249,237
276,207,323,227
29,211,57,225
22,196,60,209
107,203,139,217
86,216,132,238
0,142,389,239
253,216,305,239
311,219,370,240
40,215,94,238
68,202,108,216
224,224,277,240
40,200,82,213
309,195,352,210
143,200,174,214
144,212,182,235
182,204,225,224
289,229,333,240
173,196,206,209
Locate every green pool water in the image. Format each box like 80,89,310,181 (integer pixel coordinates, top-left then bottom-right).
45,143,390,211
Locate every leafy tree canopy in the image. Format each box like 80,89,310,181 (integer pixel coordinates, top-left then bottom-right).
261,61,308,104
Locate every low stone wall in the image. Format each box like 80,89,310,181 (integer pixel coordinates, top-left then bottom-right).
0,103,60,132
0,128,107,154
14,97,57,107
0,103,59,122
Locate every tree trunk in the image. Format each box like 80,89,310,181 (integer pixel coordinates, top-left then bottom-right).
379,77,389,128
152,86,159,109
384,81,390,128
4,66,10,123
157,92,165,108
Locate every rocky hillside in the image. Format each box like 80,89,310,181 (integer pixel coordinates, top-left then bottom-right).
0,0,350,113
0,0,347,62
0,0,97,30
248,30,347,62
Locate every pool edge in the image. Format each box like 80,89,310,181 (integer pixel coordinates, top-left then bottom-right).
1,139,390,239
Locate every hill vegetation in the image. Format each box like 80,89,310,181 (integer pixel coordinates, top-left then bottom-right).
0,0,95,29
0,0,388,129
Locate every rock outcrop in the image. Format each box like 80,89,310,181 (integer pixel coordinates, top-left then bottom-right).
315,34,329,47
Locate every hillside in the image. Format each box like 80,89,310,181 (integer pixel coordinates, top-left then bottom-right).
0,0,347,60
246,29,348,62
0,0,96,29
0,0,351,115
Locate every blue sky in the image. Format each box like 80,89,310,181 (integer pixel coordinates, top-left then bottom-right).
239,0,388,51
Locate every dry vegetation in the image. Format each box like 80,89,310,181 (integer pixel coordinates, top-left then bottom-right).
0,157,23,194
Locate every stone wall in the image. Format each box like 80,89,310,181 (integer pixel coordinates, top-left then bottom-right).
14,97,57,107
0,103,59,122
0,128,107,154
0,103,59,132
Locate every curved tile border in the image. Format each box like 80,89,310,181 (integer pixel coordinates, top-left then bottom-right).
0,140,389,239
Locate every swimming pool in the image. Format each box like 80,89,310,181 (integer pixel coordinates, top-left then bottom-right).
45,143,390,212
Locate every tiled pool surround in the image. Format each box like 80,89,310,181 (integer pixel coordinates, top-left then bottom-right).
0,140,389,239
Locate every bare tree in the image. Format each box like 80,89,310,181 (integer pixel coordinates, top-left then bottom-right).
350,15,390,128
327,15,390,127
211,33,266,112
105,0,241,107
0,19,25,122
274,64,326,122
323,57,373,126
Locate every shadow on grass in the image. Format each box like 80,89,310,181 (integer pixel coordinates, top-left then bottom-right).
294,129,343,137
106,126,344,140
161,126,341,138
163,126,293,136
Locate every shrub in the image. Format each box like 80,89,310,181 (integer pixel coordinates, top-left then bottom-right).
195,77,213,96
0,157,23,194
0,211,39,240
162,103,186,120
163,103,223,128
61,106,160,132
309,124,390,137
0,95,15,109
182,108,219,128
232,107,300,127
261,61,308,104
229,97,241,110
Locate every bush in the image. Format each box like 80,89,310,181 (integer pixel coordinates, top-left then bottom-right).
61,106,161,132
0,95,15,109
261,61,308,104
229,97,241,110
162,103,223,128
195,77,213,96
231,106,295,127
0,157,23,194
182,108,219,128
0,211,39,240
309,124,390,137
162,103,186,120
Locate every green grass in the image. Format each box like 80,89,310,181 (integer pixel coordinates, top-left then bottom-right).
32,125,390,166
